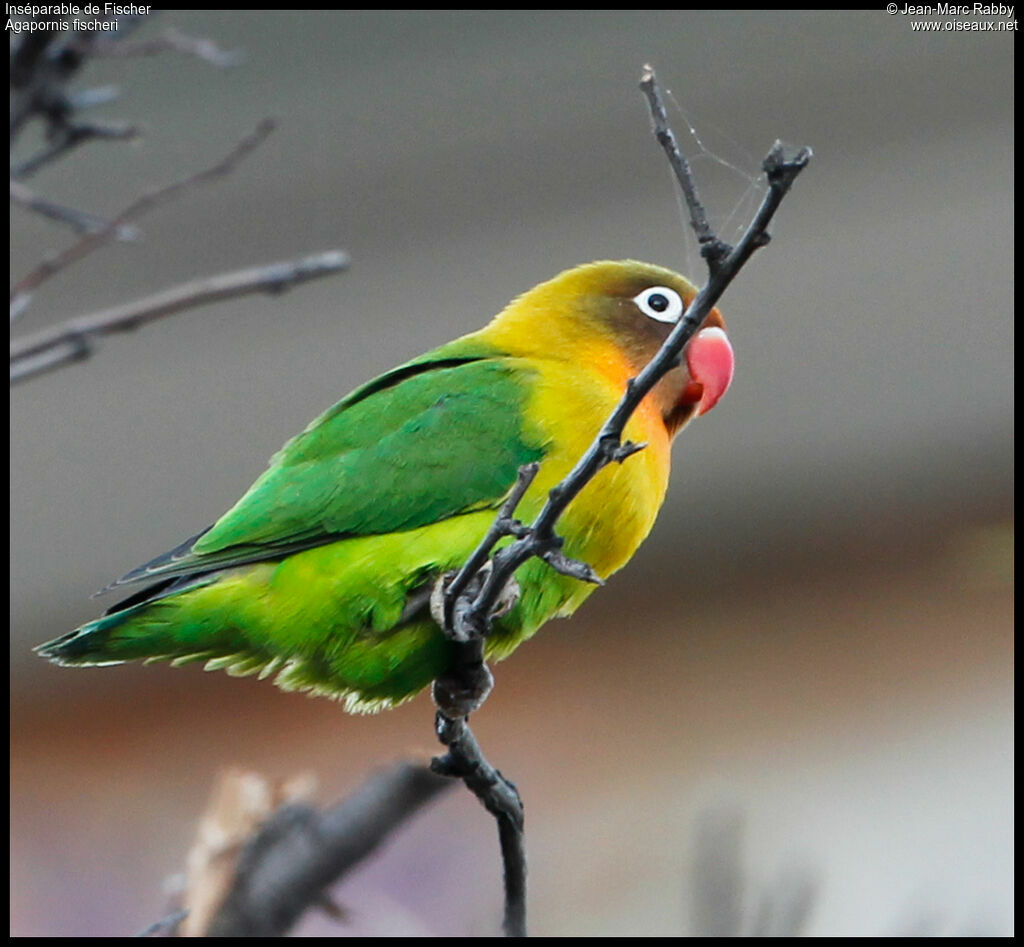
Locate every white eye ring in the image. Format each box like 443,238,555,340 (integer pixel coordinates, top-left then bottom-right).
633,286,684,324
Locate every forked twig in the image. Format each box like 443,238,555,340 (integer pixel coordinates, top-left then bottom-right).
9,119,277,316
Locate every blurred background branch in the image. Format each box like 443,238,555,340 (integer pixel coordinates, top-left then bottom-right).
10,11,236,177
9,17,348,373
9,176,133,239
10,251,350,383
10,118,280,315
177,763,453,937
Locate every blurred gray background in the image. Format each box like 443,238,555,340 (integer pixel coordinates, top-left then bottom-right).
11,10,1013,937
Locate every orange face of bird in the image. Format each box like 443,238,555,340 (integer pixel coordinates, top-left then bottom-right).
618,279,733,436
556,261,734,436
482,259,735,438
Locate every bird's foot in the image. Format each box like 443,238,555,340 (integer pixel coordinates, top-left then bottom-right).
430,563,521,640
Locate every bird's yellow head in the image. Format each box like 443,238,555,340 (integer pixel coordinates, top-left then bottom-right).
484,260,735,436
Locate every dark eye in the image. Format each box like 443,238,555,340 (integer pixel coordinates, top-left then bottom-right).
633,286,684,324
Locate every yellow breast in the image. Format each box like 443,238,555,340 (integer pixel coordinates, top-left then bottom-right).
512,351,671,580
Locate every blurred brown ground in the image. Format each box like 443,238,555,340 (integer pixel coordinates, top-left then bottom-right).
10,10,1013,937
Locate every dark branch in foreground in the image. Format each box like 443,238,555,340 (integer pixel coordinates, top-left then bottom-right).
431,712,528,937
449,87,811,665
202,762,453,937
9,251,349,384
429,65,811,938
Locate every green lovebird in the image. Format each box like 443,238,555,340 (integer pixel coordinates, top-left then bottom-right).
37,261,735,712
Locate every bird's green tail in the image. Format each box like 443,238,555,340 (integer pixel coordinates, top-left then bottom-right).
36,608,151,666
35,577,228,668
32,561,457,712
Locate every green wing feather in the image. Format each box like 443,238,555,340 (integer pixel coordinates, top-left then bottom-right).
106,338,544,590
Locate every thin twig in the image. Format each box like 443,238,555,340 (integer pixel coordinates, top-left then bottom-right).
429,66,811,938
11,120,139,179
639,66,727,270
9,118,277,313
441,462,539,635
91,27,243,67
10,178,138,241
10,250,349,384
203,762,454,937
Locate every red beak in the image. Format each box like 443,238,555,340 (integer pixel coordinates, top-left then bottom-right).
683,326,735,416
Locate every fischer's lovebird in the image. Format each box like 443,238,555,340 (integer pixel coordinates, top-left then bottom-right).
36,261,735,712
